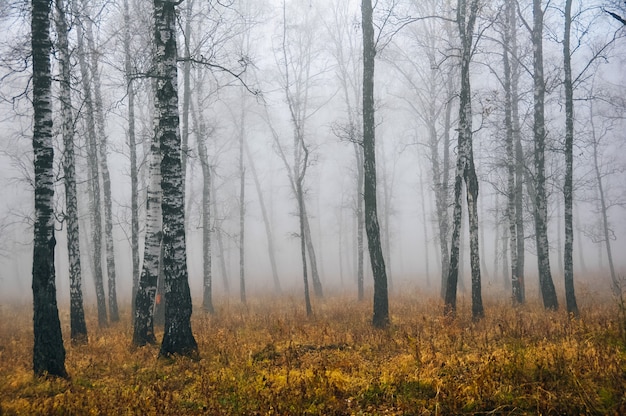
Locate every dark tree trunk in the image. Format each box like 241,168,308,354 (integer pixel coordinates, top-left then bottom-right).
302,203,323,298
362,0,389,328
55,0,87,344
154,0,197,358
563,0,579,317
32,0,67,377
532,0,559,310
298,177,313,317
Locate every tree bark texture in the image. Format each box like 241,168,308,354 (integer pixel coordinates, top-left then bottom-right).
362,0,389,328
132,141,161,346
154,0,198,358
55,0,88,344
32,0,67,377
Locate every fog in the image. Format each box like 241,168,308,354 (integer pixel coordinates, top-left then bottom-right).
1,0,625,308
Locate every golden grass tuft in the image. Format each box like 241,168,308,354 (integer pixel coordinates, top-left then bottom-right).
1,288,625,415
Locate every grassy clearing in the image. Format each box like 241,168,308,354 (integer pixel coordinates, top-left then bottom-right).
1,288,625,415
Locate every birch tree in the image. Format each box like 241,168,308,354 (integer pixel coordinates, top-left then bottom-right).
444,0,484,320
530,0,559,310
55,0,87,343
154,0,197,358
132,140,161,346
32,0,66,377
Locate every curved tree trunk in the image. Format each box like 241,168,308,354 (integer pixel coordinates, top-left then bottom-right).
32,0,67,377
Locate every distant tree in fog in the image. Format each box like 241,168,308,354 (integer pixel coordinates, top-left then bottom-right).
326,0,365,301
74,0,108,327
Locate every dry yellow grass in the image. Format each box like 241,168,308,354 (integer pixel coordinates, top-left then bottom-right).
1,287,625,415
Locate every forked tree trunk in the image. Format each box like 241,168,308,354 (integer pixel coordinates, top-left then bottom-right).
445,0,484,320
32,0,67,377
74,3,107,327
55,0,87,344
84,5,119,322
154,0,197,358
362,0,389,328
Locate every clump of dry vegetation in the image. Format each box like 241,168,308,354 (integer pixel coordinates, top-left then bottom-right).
1,287,625,415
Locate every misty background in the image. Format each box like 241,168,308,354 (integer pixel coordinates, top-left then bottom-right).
0,0,625,306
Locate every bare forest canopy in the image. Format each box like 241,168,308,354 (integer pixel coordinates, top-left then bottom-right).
0,0,625,309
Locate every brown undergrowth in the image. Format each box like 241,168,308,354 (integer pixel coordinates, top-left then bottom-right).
0,288,625,415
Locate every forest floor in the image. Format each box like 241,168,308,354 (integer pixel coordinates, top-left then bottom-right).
0,287,625,415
